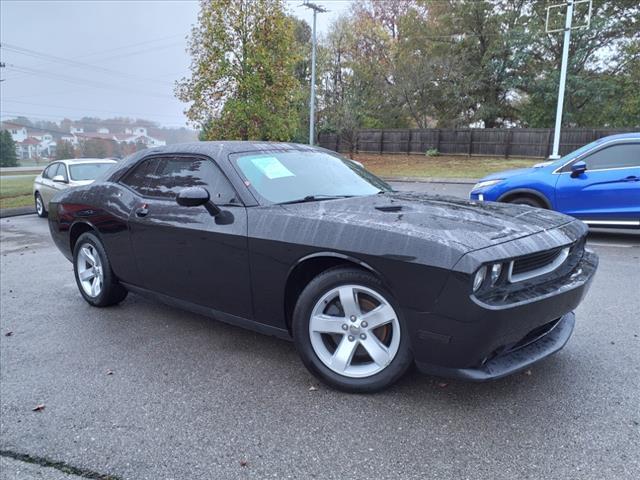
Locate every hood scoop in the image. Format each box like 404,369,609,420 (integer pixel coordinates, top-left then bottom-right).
375,205,404,213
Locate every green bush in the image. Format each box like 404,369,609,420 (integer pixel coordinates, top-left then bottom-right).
425,148,439,157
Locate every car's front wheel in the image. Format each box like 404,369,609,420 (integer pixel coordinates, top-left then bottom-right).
292,267,412,393
507,195,544,208
73,232,128,307
35,192,47,217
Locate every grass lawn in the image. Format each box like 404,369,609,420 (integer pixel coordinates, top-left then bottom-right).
0,169,41,177
0,175,36,210
354,154,537,179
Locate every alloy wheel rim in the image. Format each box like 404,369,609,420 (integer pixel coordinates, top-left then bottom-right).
309,284,401,378
76,243,103,297
36,196,43,215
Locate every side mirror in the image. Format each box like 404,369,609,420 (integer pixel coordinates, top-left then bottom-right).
570,161,587,178
176,187,221,216
52,175,67,183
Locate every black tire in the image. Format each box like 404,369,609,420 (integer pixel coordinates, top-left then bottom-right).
73,232,128,307
292,267,412,393
35,192,47,218
508,196,544,208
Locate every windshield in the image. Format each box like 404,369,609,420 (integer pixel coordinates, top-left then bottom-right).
233,151,392,204
69,163,115,181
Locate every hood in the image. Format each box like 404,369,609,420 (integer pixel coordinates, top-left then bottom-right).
479,160,562,183
481,166,538,182
281,192,574,252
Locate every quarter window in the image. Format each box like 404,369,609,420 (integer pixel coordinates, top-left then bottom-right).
574,143,640,171
120,158,161,196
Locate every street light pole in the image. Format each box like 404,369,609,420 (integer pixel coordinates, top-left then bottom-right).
549,0,574,159
303,1,327,146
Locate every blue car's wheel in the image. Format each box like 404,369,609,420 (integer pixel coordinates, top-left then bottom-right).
506,195,544,208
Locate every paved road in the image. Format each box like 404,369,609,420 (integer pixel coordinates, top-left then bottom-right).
1,186,639,479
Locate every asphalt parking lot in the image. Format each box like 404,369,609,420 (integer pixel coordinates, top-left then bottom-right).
1,183,639,480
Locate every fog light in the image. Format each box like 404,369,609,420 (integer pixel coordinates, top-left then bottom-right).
473,266,487,292
490,263,502,285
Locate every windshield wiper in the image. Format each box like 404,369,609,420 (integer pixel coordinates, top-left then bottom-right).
277,195,354,205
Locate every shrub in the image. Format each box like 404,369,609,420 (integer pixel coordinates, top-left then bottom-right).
425,148,439,157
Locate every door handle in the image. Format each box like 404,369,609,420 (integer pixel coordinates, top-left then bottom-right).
624,175,639,182
135,204,149,217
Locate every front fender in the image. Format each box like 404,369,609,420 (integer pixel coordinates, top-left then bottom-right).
497,188,552,209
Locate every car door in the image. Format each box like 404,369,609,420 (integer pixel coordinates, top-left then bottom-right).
123,155,253,319
555,142,640,223
39,163,66,206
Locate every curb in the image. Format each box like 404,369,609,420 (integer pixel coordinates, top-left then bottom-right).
0,207,35,219
383,176,478,185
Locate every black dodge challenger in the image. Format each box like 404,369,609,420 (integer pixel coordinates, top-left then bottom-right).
48,142,598,392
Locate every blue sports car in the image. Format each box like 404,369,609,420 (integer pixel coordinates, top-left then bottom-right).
470,133,640,229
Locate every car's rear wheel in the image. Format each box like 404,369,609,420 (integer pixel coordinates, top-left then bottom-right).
507,196,544,208
73,232,127,307
35,192,47,217
292,267,412,393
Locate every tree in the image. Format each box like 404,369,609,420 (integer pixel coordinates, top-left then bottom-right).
0,131,19,167
517,0,640,127
176,0,301,141
290,16,312,143
55,140,76,160
80,139,108,158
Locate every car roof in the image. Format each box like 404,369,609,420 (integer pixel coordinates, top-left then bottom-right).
57,158,118,165
111,141,329,178
593,132,640,143
138,141,320,158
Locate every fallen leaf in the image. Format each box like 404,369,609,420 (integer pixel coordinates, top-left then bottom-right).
239,459,248,467
308,386,318,391
4,331,13,337
106,370,114,375
437,382,448,388
524,369,532,376
32,404,45,412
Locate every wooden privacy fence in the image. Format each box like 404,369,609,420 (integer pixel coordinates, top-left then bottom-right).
317,128,637,158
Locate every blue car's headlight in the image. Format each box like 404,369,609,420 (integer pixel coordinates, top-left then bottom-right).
472,179,504,191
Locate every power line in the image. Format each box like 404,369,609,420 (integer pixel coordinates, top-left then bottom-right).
1,42,182,86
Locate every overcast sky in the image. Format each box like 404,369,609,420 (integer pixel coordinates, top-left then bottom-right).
0,0,352,129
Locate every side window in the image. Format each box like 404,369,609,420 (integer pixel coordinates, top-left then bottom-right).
148,157,238,204
581,143,640,171
120,158,161,196
43,164,56,179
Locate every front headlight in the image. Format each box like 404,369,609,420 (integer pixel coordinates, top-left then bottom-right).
473,266,487,292
472,179,503,191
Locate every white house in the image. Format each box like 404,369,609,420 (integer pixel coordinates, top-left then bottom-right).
1,122,28,142
61,134,79,146
125,126,148,136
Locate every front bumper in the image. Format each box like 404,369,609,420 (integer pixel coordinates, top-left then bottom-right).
405,249,598,381
416,313,574,380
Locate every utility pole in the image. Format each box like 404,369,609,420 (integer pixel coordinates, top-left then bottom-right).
303,1,327,146
546,0,592,159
